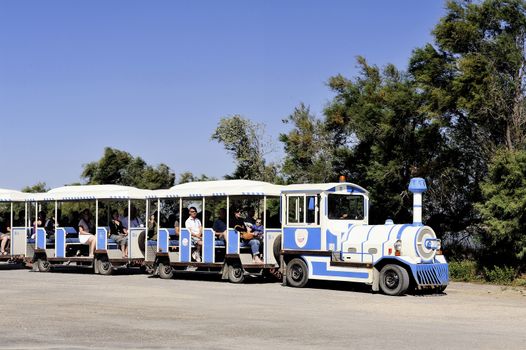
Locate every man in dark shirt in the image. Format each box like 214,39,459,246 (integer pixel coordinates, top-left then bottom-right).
212,208,227,241
109,210,128,257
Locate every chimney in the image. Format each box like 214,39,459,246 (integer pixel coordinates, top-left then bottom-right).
408,177,427,226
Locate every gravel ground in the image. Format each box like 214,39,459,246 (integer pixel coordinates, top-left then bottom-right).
0,265,524,349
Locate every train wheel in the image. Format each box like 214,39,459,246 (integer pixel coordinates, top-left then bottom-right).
227,263,245,283
97,256,113,276
286,258,309,288
37,259,51,272
379,264,410,296
158,262,173,279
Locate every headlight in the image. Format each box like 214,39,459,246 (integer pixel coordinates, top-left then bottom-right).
394,240,402,252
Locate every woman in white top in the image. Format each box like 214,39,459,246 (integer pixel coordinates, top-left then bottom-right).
78,209,96,257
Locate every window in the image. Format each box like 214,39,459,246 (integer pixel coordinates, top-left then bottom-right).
287,195,319,225
287,196,304,224
327,194,364,220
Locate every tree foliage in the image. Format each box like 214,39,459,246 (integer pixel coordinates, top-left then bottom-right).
212,115,280,183
81,147,175,190
177,171,217,184
324,58,450,225
476,148,526,268
21,182,49,193
280,103,335,183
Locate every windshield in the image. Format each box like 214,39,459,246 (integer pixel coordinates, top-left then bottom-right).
327,194,364,220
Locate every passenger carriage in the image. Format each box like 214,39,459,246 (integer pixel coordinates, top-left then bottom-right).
0,189,29,264
279,177,449,295
150,180,283,282
27,185,153,274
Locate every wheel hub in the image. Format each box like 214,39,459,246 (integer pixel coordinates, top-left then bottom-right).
385,270,399,289
291,265,303,281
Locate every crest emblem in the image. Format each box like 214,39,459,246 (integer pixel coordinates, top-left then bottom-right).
295,229,308,248
182,238,189,246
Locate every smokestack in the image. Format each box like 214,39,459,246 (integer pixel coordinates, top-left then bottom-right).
408,177,427,226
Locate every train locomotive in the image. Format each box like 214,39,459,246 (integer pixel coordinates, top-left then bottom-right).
279,177,448,295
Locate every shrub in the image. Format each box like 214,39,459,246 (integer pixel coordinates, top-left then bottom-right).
449,260,479,282
483,265,516,285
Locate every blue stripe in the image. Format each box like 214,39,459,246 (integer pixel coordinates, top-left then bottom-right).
203,229,214,263
180,229,191,262
311,261,369,279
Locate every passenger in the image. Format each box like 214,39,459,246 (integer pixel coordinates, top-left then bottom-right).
212,208,227,241
147,213,158,241
0,214,10,255
31,211,46,239
109,210,128,258
252,218,264,241
185,206,202,262
78,209,96,257
233,208,262,264
44,209,60,241
122,206,143,229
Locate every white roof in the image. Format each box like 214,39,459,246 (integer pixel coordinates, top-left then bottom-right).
155,180,284,198
32,185,154,201
0,188,27,202
283,182,368,195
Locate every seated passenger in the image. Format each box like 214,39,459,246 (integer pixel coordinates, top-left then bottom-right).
233,208,262,264
78,209,96,257
0,216,10,255
122,206,143,229
212,208,227,241
185,206,202,262
252,218,264,240
109,210,128,258
147,213,158,240
44,209,60,241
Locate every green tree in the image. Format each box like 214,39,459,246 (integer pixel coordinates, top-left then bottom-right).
476,148,526,269
212,115,280,182
408,0,526,258
279,103,335,183
21,182,48,193
324,57,449,225
177,171,216,184
81,147,175,189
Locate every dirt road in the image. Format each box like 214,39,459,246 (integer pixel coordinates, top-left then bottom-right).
0,266,524,349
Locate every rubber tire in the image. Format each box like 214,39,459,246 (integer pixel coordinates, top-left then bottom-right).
97,256,113,276
273,234,282,267
37,259,51,272
436,285,447,293
158,262,173,279
227,263,245,283
286,258,309,288
379,264,410,296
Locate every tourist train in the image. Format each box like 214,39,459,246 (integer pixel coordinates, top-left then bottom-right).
0,177,448,296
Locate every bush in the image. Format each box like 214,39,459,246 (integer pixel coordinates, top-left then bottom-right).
483,265,516,285
449,260,479,282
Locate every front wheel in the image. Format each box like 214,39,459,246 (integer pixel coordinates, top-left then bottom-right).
379,264,410,296
37,258,51,272
97,256,113,276
227,263,245,283
158,262,173,279
286,258,309,288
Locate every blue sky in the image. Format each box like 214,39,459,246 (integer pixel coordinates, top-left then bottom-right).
0,0,446,189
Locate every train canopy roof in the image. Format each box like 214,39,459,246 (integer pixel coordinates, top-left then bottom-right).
0,188,27,202
31,185,153,201
282,182,368,195
155,180,284,198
